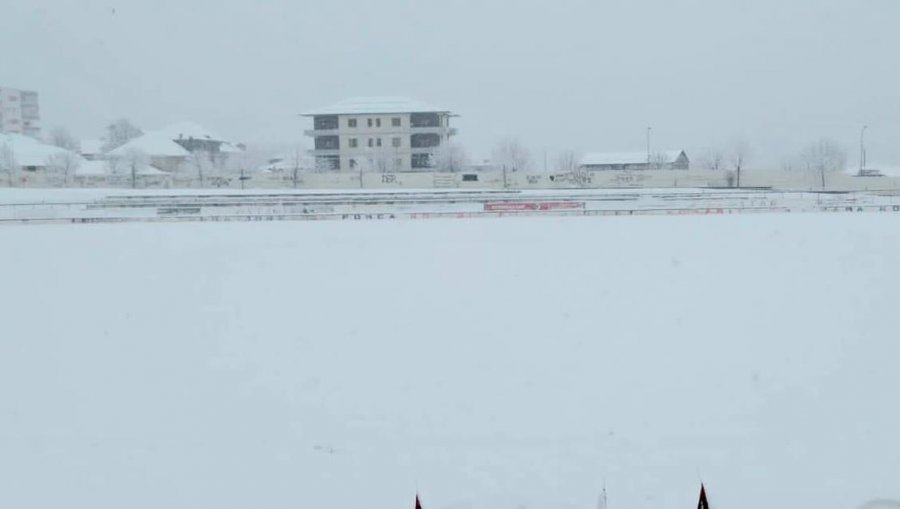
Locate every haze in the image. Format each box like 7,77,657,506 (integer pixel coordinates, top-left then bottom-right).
3,0,898,164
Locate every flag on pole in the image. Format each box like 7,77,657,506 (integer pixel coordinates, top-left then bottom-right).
697,484,709,509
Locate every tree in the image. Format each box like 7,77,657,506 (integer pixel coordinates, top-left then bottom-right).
290,146,305,188
48,127,79,152
103,119,143,152
493,138,533,173
46,151,82,185
699,149,725,171
0,144,18,187
433,142,470,173
801,138,846,189
121,148,148,189
555,150,591,187
188,150,214,187
730,141,751,188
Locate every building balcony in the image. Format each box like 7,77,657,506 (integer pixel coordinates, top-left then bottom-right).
304,128,339,137
307,148,341,156
409,126,457,136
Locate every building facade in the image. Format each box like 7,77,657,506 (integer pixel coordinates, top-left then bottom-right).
303,97,456,172
0,87,40,138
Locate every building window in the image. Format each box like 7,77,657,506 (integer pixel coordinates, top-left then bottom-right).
367,118,373,128
412,153,433,169
392,117,401,127
368,138,373,148
349,138,358,148
348,118,357,128
376,138,382,147
392,137,401,148
349,158,358,169
376,118,382,128
314,115,339,130
315,135,340,150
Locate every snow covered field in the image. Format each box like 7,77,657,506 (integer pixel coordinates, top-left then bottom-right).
1,214,899,509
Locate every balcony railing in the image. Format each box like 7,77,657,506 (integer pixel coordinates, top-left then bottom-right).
304,128,339,137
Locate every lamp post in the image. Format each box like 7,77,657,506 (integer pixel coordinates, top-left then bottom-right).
859,125,868,174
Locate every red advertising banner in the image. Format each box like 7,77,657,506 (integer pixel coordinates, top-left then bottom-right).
484,201,585,212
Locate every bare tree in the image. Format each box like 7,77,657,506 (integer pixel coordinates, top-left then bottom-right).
700,149,725,171
493,138,533,173
801,138,847,189
103,119,143,152
121,148,149,189
433,141,470,173
188,150,214,187
47,127,79,152
290,146,305,188
555,150,591,187
45,151,82,185
730,141,751,188
0,144,18,187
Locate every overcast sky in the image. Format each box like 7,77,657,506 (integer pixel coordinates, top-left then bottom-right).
3,0,899,165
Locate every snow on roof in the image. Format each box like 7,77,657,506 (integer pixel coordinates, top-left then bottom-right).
580,150,686,166
302,96,451,116
155,121,226,143
220,142,244,154
0,133,80,167
108,131,191,158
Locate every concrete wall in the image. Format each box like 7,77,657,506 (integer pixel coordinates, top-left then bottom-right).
4,168,900,192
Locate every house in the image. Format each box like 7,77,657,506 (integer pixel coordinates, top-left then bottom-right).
579,150,690,171
0,132,79,171
302,97,457,172
105,122,243,173
75,160,172,187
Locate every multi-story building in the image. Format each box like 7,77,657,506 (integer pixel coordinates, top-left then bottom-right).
0,87,41,138
302,97,456,172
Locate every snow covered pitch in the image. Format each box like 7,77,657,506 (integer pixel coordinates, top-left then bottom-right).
1,214,898,509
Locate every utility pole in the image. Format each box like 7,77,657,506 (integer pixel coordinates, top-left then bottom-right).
646,126,652,168
859,125,868,174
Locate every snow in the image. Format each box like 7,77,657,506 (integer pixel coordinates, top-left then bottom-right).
1,214,898,509
75,160,168,177
580,150,685,166
107,131,191,158
303,96,451,116
156,121,227,143
0,132,78,167
79,139,105,156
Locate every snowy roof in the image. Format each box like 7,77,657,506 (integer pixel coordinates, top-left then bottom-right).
155,121,226,143
0,133,80,167
580,150,687,166
302,97,452,116
220,142,244,154
108,131,191,158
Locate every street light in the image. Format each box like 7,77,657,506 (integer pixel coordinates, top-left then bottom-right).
859,125,868,174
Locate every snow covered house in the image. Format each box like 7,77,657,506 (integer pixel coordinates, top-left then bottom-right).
105,122,243,174
0,132,80,171
302,97,457,172
580,150,690,171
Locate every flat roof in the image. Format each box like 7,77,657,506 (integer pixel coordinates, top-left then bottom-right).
302,96,451,116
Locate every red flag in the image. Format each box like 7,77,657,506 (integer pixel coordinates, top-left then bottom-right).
697,484,709,509
415,494,423,509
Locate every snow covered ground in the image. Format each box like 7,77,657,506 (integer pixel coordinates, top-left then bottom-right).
1,214,899,509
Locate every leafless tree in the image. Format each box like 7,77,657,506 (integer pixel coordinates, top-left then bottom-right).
289,146,306,187
700,149,726,171
801,138,847,189
555,150,591,187
103,119,143,152
47,127,79,152
188,150,214,187
433,142,470,173
0,144,18,187
45,151,82,185
493,138,533,173
730,141,752,187
121,148,148,189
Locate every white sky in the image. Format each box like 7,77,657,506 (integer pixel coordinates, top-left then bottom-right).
2,0,899,165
